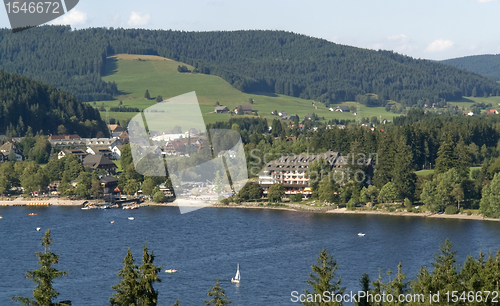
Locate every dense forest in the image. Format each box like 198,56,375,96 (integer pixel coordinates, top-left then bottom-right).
1,26,499,105
0,68,108,137
207,111,500,216
442,54,500,81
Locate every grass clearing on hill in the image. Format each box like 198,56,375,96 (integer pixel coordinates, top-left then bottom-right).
97,54,397,125
97,54,500,126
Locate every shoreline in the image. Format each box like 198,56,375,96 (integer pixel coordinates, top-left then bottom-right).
1,199,498,222
211,202,500,222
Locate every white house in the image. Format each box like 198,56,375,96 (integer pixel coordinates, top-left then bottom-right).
111,145,123,160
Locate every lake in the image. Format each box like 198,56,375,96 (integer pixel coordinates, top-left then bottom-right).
0,206,499,305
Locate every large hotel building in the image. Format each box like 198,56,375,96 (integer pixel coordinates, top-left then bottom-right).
258,151,373,198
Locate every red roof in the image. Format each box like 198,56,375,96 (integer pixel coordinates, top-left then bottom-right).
49,134,81,140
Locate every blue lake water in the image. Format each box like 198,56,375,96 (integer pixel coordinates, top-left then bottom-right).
0,206,499,305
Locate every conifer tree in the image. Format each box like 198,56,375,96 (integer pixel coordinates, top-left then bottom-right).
355,273,371,306
204,279,231,306
454,139,471,179
382,263,407,305
373,133,394,189
303,248,345,306
137,245,161,306
12,229,71,306
110,249,140,306
110,246,166,306
434,133,455,174
144,90,151,100
411,240,463,304
480,250,500,294
392,135,417,202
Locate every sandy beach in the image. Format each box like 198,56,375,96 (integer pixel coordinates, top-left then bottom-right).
0,198,86,206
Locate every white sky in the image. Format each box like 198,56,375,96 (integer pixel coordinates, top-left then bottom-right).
1,0,500,60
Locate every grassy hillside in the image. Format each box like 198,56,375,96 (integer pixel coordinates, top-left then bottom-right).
98,54,395,125
447,96,500,111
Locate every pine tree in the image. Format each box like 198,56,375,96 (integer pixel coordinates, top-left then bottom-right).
382,263,407,305
434,133,455,174
137,245,161,306
480,250,500,294
392,135,416,202
454,139,471,179
425,240,462,303
110,249,140,306
303,248,345,306
144,90,151,100
355,273,371,306
204,279,231,306
373,133,394,189
12,229,71,306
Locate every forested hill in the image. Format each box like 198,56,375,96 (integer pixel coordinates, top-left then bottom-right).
0,69,108,137
441,54,500,82
1,26,500,106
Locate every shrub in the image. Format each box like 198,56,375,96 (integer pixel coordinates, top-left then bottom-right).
403,198,412,207
346,198,357,210
152,190,167,203
445,206,458,215
291,193,303,202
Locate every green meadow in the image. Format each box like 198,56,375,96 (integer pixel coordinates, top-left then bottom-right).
447,96,500,110
96,54,500,126
97,54,396,125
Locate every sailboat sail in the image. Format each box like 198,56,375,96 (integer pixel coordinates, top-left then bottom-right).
235,264,240,280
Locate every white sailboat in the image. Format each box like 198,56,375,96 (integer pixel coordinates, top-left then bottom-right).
231,264,240,283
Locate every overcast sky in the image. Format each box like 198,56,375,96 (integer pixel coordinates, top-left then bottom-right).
1,0,500,60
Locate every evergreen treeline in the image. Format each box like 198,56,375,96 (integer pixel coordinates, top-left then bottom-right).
442,54,500,81
0,26,118,102
15,230,500,306
1,26,500,105
108,106,140,112
216,112,500,215
0,68,108,137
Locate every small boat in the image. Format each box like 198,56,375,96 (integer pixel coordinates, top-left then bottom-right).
231,264,241,283
29,213,37,216
36,227,41,231
165,269,177,273
358,233,365,237
0,216,3,219
110,221,115,224
81,206,90,210
128,217,135,220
